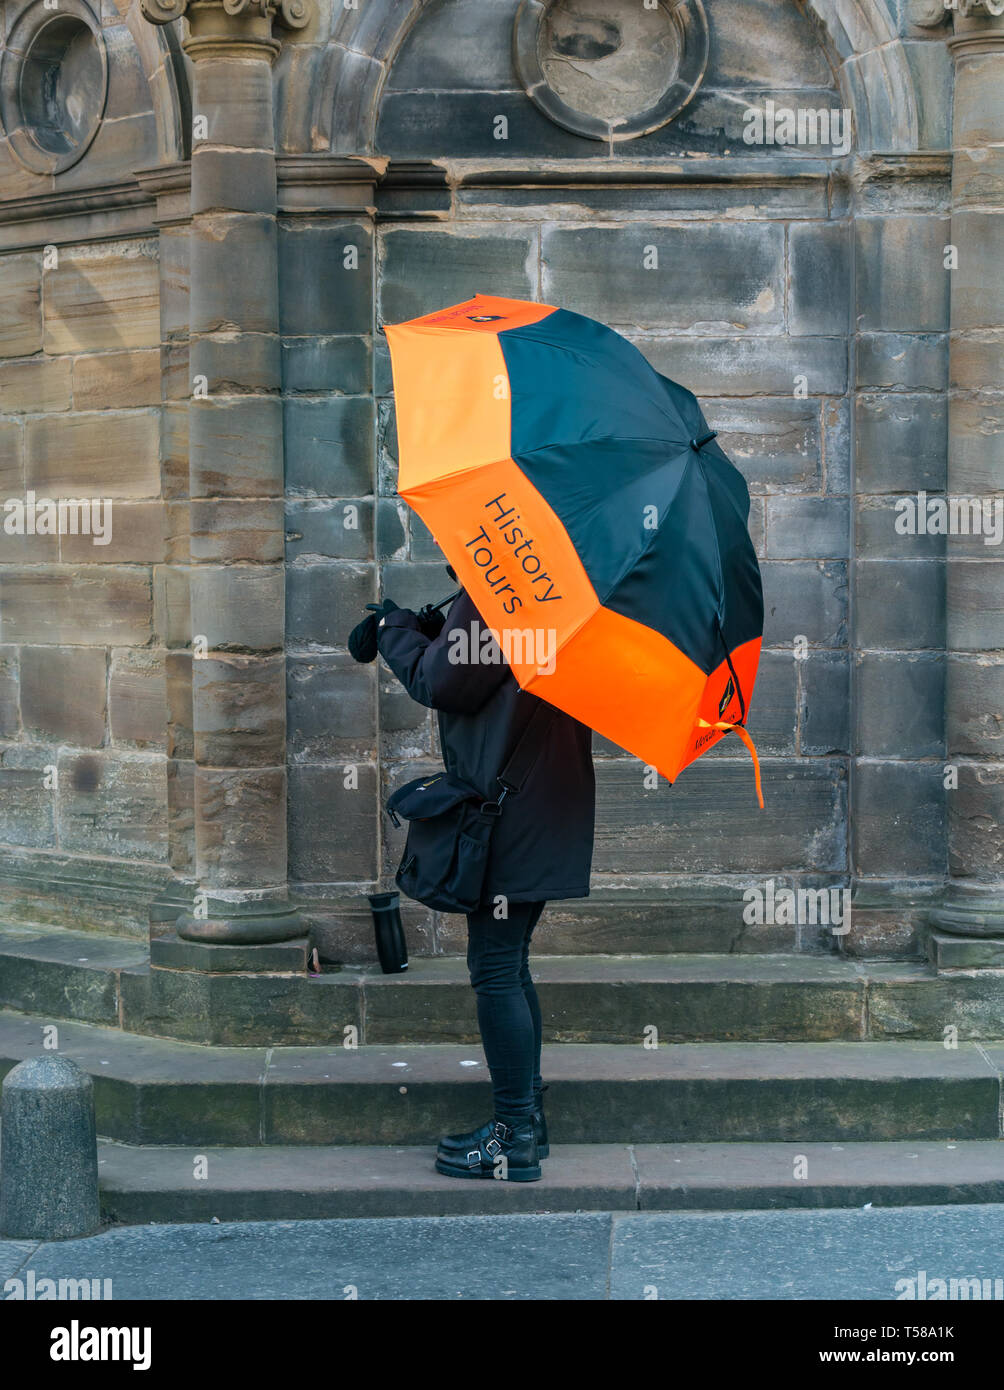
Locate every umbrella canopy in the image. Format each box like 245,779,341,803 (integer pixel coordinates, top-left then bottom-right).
385,293,765,806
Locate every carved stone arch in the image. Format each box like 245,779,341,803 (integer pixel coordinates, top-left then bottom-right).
123,0,191,163
312,0,924,157
801,0,921,152
313,0,435,155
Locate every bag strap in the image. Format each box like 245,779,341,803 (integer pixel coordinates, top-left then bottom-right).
493,698,558,804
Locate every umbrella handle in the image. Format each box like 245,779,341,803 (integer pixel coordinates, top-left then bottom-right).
696,718,765,810
690,430,718,451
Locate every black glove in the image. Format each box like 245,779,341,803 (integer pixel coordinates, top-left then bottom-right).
416,603,446,640
347,599,399,663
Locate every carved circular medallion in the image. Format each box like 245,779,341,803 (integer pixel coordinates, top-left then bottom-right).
514,0,709,142
0,0,108,175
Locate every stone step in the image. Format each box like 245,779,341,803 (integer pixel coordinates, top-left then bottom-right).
95,1139,1004,1225
1,927,1002,1044
0,925,147,1026
1,1010,1000,1147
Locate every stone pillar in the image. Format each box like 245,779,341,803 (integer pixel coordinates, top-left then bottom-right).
141,0,310,944
927,1,1004,964
848,153,951,957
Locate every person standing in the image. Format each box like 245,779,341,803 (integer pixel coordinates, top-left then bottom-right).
349,572,595,1181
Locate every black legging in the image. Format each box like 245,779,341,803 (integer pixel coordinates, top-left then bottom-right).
465,900,546,1123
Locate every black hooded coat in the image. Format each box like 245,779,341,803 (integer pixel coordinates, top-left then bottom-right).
376,589,595,904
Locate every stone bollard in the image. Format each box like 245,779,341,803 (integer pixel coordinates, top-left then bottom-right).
0,1056,100,1240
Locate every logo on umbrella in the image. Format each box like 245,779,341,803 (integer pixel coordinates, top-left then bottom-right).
719,677,735,718
467,314,503,322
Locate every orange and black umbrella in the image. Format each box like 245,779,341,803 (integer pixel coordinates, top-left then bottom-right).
385,293,765,807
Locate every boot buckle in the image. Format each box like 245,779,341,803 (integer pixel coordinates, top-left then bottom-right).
465,1149,480,1167
484,1137,503,1156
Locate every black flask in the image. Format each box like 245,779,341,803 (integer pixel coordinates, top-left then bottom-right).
368,891,408,973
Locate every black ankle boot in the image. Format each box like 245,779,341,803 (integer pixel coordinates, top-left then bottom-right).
532,1085,550,1159
437,1098,549,1163
435,1117,541,1182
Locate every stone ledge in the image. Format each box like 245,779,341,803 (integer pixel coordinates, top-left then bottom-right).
1,1012,998,1146
94,1138,1004,1225
3,932,1004,1044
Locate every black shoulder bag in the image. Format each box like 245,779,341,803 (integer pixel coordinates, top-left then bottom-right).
385,700,556,914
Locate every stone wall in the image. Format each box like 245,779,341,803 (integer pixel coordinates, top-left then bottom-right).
284,0,953,960
0,237,182,932
0,0,974,962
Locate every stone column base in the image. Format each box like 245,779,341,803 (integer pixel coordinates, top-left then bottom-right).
924,883,1004,969
926,883,1004,937
176,904,307,945
151,933,309,972
150,884,308,947
925,931,1004,970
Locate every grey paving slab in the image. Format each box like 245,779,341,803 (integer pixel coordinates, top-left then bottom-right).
19,1212,614,1300
0,1241,38,1279
6,1204,1004,1301
608,1204,1004,1301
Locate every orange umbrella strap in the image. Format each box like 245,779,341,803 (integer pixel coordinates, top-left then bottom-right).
695,718,765,810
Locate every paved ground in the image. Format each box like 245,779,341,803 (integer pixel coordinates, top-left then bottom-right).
2,1203,1003,1300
